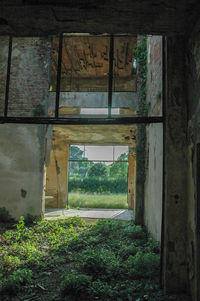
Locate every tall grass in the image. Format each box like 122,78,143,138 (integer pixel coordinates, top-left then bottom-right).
67,193,128,209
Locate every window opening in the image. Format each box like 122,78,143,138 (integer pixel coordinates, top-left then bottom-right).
1,33,163,124
68,145,130,210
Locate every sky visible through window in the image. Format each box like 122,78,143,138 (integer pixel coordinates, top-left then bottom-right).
71,145,129,163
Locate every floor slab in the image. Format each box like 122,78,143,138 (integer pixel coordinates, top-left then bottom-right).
45,208,133,221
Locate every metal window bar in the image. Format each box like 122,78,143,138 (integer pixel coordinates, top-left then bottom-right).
4,36,12,118
108,35,114,118
1,34,165,125
55,33,63,118
69,159,128,163
0,116,163,124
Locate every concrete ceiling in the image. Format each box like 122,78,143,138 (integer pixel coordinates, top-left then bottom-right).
0,1,199,36
52,124,137,146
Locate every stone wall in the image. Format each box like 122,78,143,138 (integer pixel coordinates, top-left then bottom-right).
143,36,163,241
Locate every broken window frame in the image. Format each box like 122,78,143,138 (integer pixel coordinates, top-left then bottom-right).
1,34,164,125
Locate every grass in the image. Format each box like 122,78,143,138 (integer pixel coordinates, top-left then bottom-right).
0,216,191,301
68,192,128,209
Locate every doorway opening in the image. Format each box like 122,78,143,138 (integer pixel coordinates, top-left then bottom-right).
68,145,130,210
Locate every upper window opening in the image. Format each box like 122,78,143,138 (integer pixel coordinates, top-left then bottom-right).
50,35,137,92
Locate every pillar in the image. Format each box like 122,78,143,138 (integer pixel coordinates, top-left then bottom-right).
45,135,70,208
162,35,189,293
127,147,136,210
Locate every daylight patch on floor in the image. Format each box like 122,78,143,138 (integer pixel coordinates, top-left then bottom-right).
45,209,133,221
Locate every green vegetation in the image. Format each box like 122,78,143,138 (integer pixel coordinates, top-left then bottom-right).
69,178,128,194
0,216,186,300
87,162,108,178
68,193,128,209
134,36,148,192
69,146,128,197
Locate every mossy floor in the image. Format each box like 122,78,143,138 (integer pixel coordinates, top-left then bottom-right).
0,217,191,301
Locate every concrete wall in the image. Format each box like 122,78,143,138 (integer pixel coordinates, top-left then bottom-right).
162,35,188,294
143,36,163,241
0,36,9,116
186,21,200,301
0,36,52,220
0,124,47,220
144,123,163,241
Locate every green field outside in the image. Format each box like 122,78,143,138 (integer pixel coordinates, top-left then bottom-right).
67,193,128,209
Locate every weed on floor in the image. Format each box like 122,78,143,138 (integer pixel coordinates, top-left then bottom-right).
0,216,190,300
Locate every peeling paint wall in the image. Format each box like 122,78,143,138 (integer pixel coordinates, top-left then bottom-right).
144,36,163,241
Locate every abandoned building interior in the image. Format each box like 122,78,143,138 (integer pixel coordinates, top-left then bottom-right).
0,1,200,300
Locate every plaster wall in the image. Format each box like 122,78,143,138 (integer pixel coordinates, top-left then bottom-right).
0,124,47,220
0,37,52,220
48,92,138,112
144,123,163,241
144,36,163,241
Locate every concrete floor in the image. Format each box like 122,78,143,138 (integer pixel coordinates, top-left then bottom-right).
45,208,133,221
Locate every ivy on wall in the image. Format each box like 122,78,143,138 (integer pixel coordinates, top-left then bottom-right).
134,36,148,219
134,36,148,116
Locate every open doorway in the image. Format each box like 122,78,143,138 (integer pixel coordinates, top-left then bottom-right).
68,145,130,209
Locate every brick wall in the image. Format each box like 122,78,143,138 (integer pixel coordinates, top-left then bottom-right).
0,36,53,117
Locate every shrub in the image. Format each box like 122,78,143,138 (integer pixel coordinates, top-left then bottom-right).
68,177,127,193
0,268,32,295
60,272,92,299
124,251,160,279
118,243,138,259
123,224,147,240
89,279,115,299
80,247,120,279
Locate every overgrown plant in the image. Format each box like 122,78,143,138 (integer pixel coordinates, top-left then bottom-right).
134,36,148,201
0,216,186,300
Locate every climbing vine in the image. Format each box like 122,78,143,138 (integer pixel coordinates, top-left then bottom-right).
134,36,148,201
133,35,148,115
